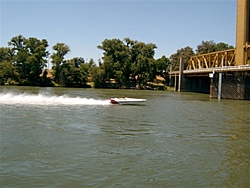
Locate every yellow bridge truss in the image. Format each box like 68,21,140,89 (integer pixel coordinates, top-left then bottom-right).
186,44,250,70
186,49,236,70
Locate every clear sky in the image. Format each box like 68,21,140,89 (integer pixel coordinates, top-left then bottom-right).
0,0,236,63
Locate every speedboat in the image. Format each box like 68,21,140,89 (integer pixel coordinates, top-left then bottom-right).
110,97,147,105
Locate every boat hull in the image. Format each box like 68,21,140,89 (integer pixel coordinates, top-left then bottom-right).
110,98,147,105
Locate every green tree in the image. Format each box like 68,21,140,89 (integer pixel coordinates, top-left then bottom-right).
169,46,194,71
88,58,97,82
0,47,17,85
23,37,49,85
152,55,170,79
8,35,26,83
90,66,105,88
8,35,49,85
215,42,234,51
98,38,130,86
66,57,88,87
98,38,157,88
51,43,70,86
0,47,14,62
196,40,234,55
196,40,217,55
124,38,157,87
133,43,156,86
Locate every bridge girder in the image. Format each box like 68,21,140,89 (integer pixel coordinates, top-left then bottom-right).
186,49,236,70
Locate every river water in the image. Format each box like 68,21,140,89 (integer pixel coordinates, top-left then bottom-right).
0,86,249,187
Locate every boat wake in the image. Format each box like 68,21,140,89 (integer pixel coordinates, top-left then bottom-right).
0,92,110,106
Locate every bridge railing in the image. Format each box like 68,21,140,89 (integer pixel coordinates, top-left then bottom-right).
186,49,236,70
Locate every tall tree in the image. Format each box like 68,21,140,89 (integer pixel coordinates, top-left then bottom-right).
0,47,17,85
98,38,130,85
169,46,194,71
129,41,157,87
215,42,234,51
51,43,70,86
196,40,217,55
23,37,49,84
88,58,97,82
98,38,157,88
152,55,170,77
8,35,26,82
66,57,88,87
0,47,14,62
196,40,234,55
8,35,49,85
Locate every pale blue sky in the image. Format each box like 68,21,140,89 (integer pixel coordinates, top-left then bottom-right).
1,0,236,63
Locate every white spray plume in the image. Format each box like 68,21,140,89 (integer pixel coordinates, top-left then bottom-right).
0,92,110,106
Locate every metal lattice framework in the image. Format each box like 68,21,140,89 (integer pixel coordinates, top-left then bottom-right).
186,49,236,70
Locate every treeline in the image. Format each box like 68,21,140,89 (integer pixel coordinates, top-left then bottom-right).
0,35,234,88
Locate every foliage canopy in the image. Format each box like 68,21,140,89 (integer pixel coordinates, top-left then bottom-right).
0,35,234,88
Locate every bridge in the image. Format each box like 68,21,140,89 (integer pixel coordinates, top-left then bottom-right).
168,0,250,100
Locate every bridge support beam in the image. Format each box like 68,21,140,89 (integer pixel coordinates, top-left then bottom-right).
218,73,222,99
178,57,184,91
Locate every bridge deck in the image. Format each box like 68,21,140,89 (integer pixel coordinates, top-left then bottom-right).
169,64,250,76
184,64,250,74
